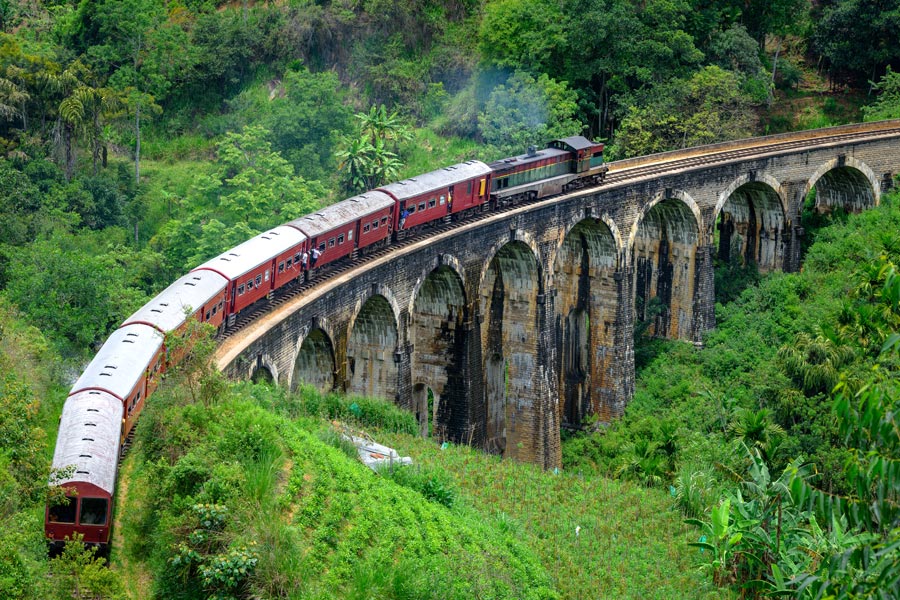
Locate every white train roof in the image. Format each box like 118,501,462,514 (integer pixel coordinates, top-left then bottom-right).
124,270,228,332
192,226,306,280
71,323,163,400
378,161,491,201
287,191,394,238
51,391,123,495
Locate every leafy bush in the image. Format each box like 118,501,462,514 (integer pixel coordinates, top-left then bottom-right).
379,464,457,509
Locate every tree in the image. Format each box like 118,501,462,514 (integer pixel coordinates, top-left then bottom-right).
612,66,757,158
5,235,147,350
478,71,581,156
813,0,900,86
478,0,565,74
863,67,900,121
336,104,409,193
560,0,703,138
58,83,121,175
262,66,354,181
151,125,325,270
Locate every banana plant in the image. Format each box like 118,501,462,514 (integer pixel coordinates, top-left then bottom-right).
686,497,745,586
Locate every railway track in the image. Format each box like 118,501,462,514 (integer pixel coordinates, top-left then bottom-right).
218,124,900,344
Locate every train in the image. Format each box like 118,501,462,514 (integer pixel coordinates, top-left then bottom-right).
44,135,607,551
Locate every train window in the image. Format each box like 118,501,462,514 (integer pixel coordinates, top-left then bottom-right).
338,234,344,244
205,310,211,320
318,242,326,251
429,199,436,208
247,280,254,290
256,275,263,286
328,238,335,248
238,284,245,295
294,253,301,263
381,217,388,225
440,196,445,205
212,305,217,316
364,224,370,233
372,220,378,229
48,496,77,524
467,181,472,194
348,229,353,240
408,205,415,213
79,498,108,526
278,262,285,273
218,301,223,310
418,202,425,211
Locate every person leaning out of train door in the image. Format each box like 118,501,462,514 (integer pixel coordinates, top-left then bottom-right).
310,247,321,269
399,208,410,230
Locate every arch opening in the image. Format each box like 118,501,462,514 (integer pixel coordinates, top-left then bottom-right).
291,328,335,394
714,182,783,303
633,198,700,341
251,365,274,386
412,383,438,439
410,265,468,442
812,166,876,215
347,295,399,401
801,166,877,258
554,218,618,426
479,240,541,460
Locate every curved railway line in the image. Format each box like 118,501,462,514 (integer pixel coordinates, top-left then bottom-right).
215,122,900,364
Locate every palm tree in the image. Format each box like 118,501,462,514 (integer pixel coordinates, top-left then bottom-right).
0,67,30,131
356,104,411,146
335,134,375,193
728,407,785,460
60,85,122,174
777,331,855,396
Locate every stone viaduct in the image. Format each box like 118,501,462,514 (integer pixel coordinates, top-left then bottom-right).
216,122,900,468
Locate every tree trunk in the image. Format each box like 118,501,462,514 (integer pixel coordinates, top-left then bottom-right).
769,37,781,107
65,123,75,182
134,102,141,185
92,113,101,175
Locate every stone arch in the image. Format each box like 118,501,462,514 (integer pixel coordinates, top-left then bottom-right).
714,174,787,273
553,218,619,426
477,228,544,296
549,210,625,288
407,253,466,318
630,192,702,340
805,156,880,214
627,189,704,258
478,240,542,461
248,353,278,385
346,293,399,401
409,264,469,441
291,327,336,394
411,383,438,438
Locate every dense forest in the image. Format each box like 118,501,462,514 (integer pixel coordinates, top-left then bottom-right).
1,0,899,598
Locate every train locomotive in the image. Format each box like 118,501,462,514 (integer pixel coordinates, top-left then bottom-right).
45,136,606,550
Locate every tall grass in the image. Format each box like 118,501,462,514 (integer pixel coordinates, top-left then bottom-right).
379,434,732,600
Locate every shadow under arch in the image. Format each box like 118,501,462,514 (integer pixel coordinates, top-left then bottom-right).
553,217,619,425
805,155,880,214
714,173,787,273
630,191,701,341
409,264,469,442
347,293,399,401
479,239,542,460
291,328,336,394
